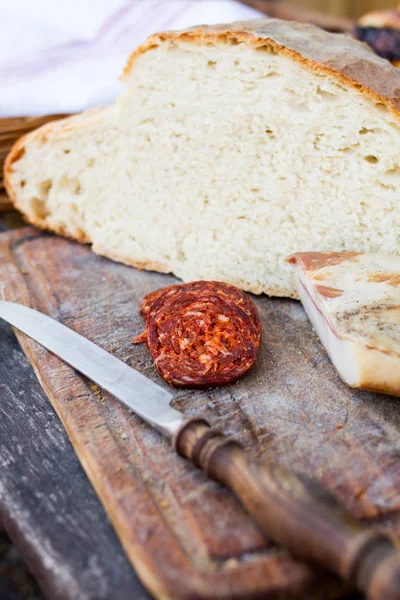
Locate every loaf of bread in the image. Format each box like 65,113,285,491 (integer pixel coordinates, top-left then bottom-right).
289,251,400,396
6,19,400,298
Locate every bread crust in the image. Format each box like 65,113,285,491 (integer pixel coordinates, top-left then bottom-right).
123,18,400,117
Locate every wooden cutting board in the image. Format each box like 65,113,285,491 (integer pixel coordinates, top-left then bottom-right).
1,228,400,600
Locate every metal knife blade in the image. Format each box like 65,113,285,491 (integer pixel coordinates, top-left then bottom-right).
0,300,184,437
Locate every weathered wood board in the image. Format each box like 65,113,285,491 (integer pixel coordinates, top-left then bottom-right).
0,316,152,600
1,228,400,599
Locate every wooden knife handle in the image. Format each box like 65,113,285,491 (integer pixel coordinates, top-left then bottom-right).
174,419,400,600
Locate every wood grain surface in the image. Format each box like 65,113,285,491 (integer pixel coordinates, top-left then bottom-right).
1,228,400,599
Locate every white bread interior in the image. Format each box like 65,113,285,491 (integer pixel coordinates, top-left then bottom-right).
6,20,400,297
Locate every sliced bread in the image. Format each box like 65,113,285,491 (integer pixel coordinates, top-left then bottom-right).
6,19,400,297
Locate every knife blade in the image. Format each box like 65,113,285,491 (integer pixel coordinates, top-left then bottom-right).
1,299,399,599
0,300,184,436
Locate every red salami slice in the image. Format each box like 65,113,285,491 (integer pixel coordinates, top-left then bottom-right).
133,281,261,388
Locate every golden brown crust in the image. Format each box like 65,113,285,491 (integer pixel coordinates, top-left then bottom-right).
357,9,400,30
123,18,400,118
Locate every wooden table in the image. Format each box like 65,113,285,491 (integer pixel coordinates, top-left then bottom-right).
0,209,366,600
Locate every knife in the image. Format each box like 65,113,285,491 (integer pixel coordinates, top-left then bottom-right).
1,300,399,600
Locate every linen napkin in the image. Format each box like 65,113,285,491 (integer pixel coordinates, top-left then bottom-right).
0,0,263,117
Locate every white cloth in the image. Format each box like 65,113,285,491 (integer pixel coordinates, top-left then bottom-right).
0,0,262,117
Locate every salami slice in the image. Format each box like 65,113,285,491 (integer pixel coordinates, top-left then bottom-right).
133,281,262,387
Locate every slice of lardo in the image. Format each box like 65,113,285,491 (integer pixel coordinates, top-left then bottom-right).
288,252,400,397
